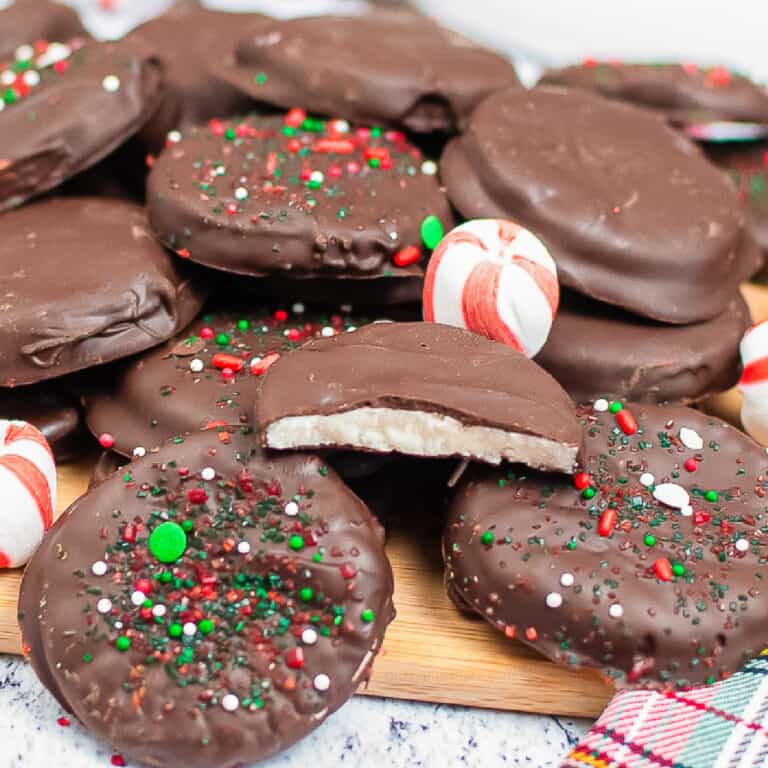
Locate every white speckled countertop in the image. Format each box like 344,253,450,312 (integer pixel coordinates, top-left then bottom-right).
0,1,592,765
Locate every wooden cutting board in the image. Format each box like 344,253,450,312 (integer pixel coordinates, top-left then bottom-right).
1,283,766,719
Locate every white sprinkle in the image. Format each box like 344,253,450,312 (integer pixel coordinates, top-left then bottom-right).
346,326,357,332
133,446,146,458
736,538,750,552
340,304,353,313
681,505,693,517
321,326,335,337
608,603,624,619
22,70,40,87
545,592,563,609
559,572,575,588
653,483,690,510
216,165,226,175
313,673,330,692
679,427,704,451
333,119,350,134
292,302,305,315
221,694,239,712
36,42,70,68
201,467,216,481
96,598,113,614
131,591,147,606
0,100,5,112
237,540,251,555
114,621,123,630
167,130,182,144
234,186,248,201
593,398,609,412
420,160,438,176
1,70,15,86
309,170,324,184
91,560,108,576
284,501,299,516
639,473,655,488
152,604,167,618
190,358,204,373
183,622,197,637
102,74,120,93
301,628,318,645
15,45,34,62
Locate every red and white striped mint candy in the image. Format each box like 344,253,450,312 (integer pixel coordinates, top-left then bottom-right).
422,219,559,357
0,420,56,568
738,321,768,446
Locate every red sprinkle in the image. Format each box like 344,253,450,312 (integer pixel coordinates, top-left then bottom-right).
211,353,244,372
111,756,126,767
684,458,697,472
393,245,421,268
57,717,70,727
598,509,617,537
617,409,638,435
313,138,356,154
525,627,538,641
274,309,288,322
285,647,305,669
339,563,357,579
284,108,306,127
251,353,280,376
653,557,673,581
135,579,152,595
200,327,215,340
188,488,208,505
286,328,302,341
573,472,591,491
98,432,115,449
694,510,712,526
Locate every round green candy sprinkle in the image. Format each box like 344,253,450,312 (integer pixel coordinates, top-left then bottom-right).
168,623,183,638
672,563,686,577
181,519,195,533
149,522,188,563
480,531,495,546
567,540,577,550
255,72,268,85
609,401,623,414
299,587,314,602
288,534,304,551
361,609,375,623
159,571,173,584
582,487,596,500
370,126,383,137
237,319,249,332
705,490,718,503
115,636,131,652
83,653,93,664
224,128,236,141
368,157,381,169
282,125,296,137
644,534,656,547
215,333,229,345
420,215,444,250
198,619,215,636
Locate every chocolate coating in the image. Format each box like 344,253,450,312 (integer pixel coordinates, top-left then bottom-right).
220,10,519,134
84,305,377,458
0,197,207,385
0,383,85,460
0,39,162,209
441,86,762,323
147,112,453,281
445,402,768,689
257,321,582,464
536,291,751,405
126,0,266,153
540,63,768,126
0,0,86,59
20,427,393,767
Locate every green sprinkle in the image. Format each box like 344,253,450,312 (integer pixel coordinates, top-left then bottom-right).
368,157,381,169
255,72,268,85
198,619,214,636
149,522,188,564
216,333,230,345
115,636,131,652
237,319,249,332
168,623,183,638
361,609,375,623
672,562,686,577
299,587,314,602
420,215,444,249
705,490,719,503
83,653,93,664
609,401,623,414
181,519,194,533
644,534,656,547
288,535,304,551
582,487,596,500
480,531,495,546
224,128,236,141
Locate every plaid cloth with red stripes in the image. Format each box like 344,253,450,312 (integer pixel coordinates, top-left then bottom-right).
562,653,768,768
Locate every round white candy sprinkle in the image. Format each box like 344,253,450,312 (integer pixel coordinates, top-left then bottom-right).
167,130,182,143
15,45,34,62
234,186,248,201
114,621,123,630
131,591,147,606
681,505,693,517
559,572,575,588
133,446,146,458
292,302,305,314
96,598,113,614
22,70,40,87
152,604,167,618
679,427,704,451
333,120,350,133
309,170,324,184
653,483,690,510
190,358,204,373
91,560,108,576
201,467,216,481
183,622,197,637
302,628,318,645
593,398,609,412
313,673,330,692
608,603,624,619
221,694,239,712
1,70,16,86
284,501,299,516
237,540,251,555
321,326,335,337
736,538,750,552
420,160,438,176
216,165,226,175
639,473,655,488
102,74,120,93
545,592,563,608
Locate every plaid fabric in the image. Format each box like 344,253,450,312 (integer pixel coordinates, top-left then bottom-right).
562,654,768,768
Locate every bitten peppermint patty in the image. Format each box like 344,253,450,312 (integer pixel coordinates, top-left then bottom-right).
445,401,768,689
20,427,393,767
